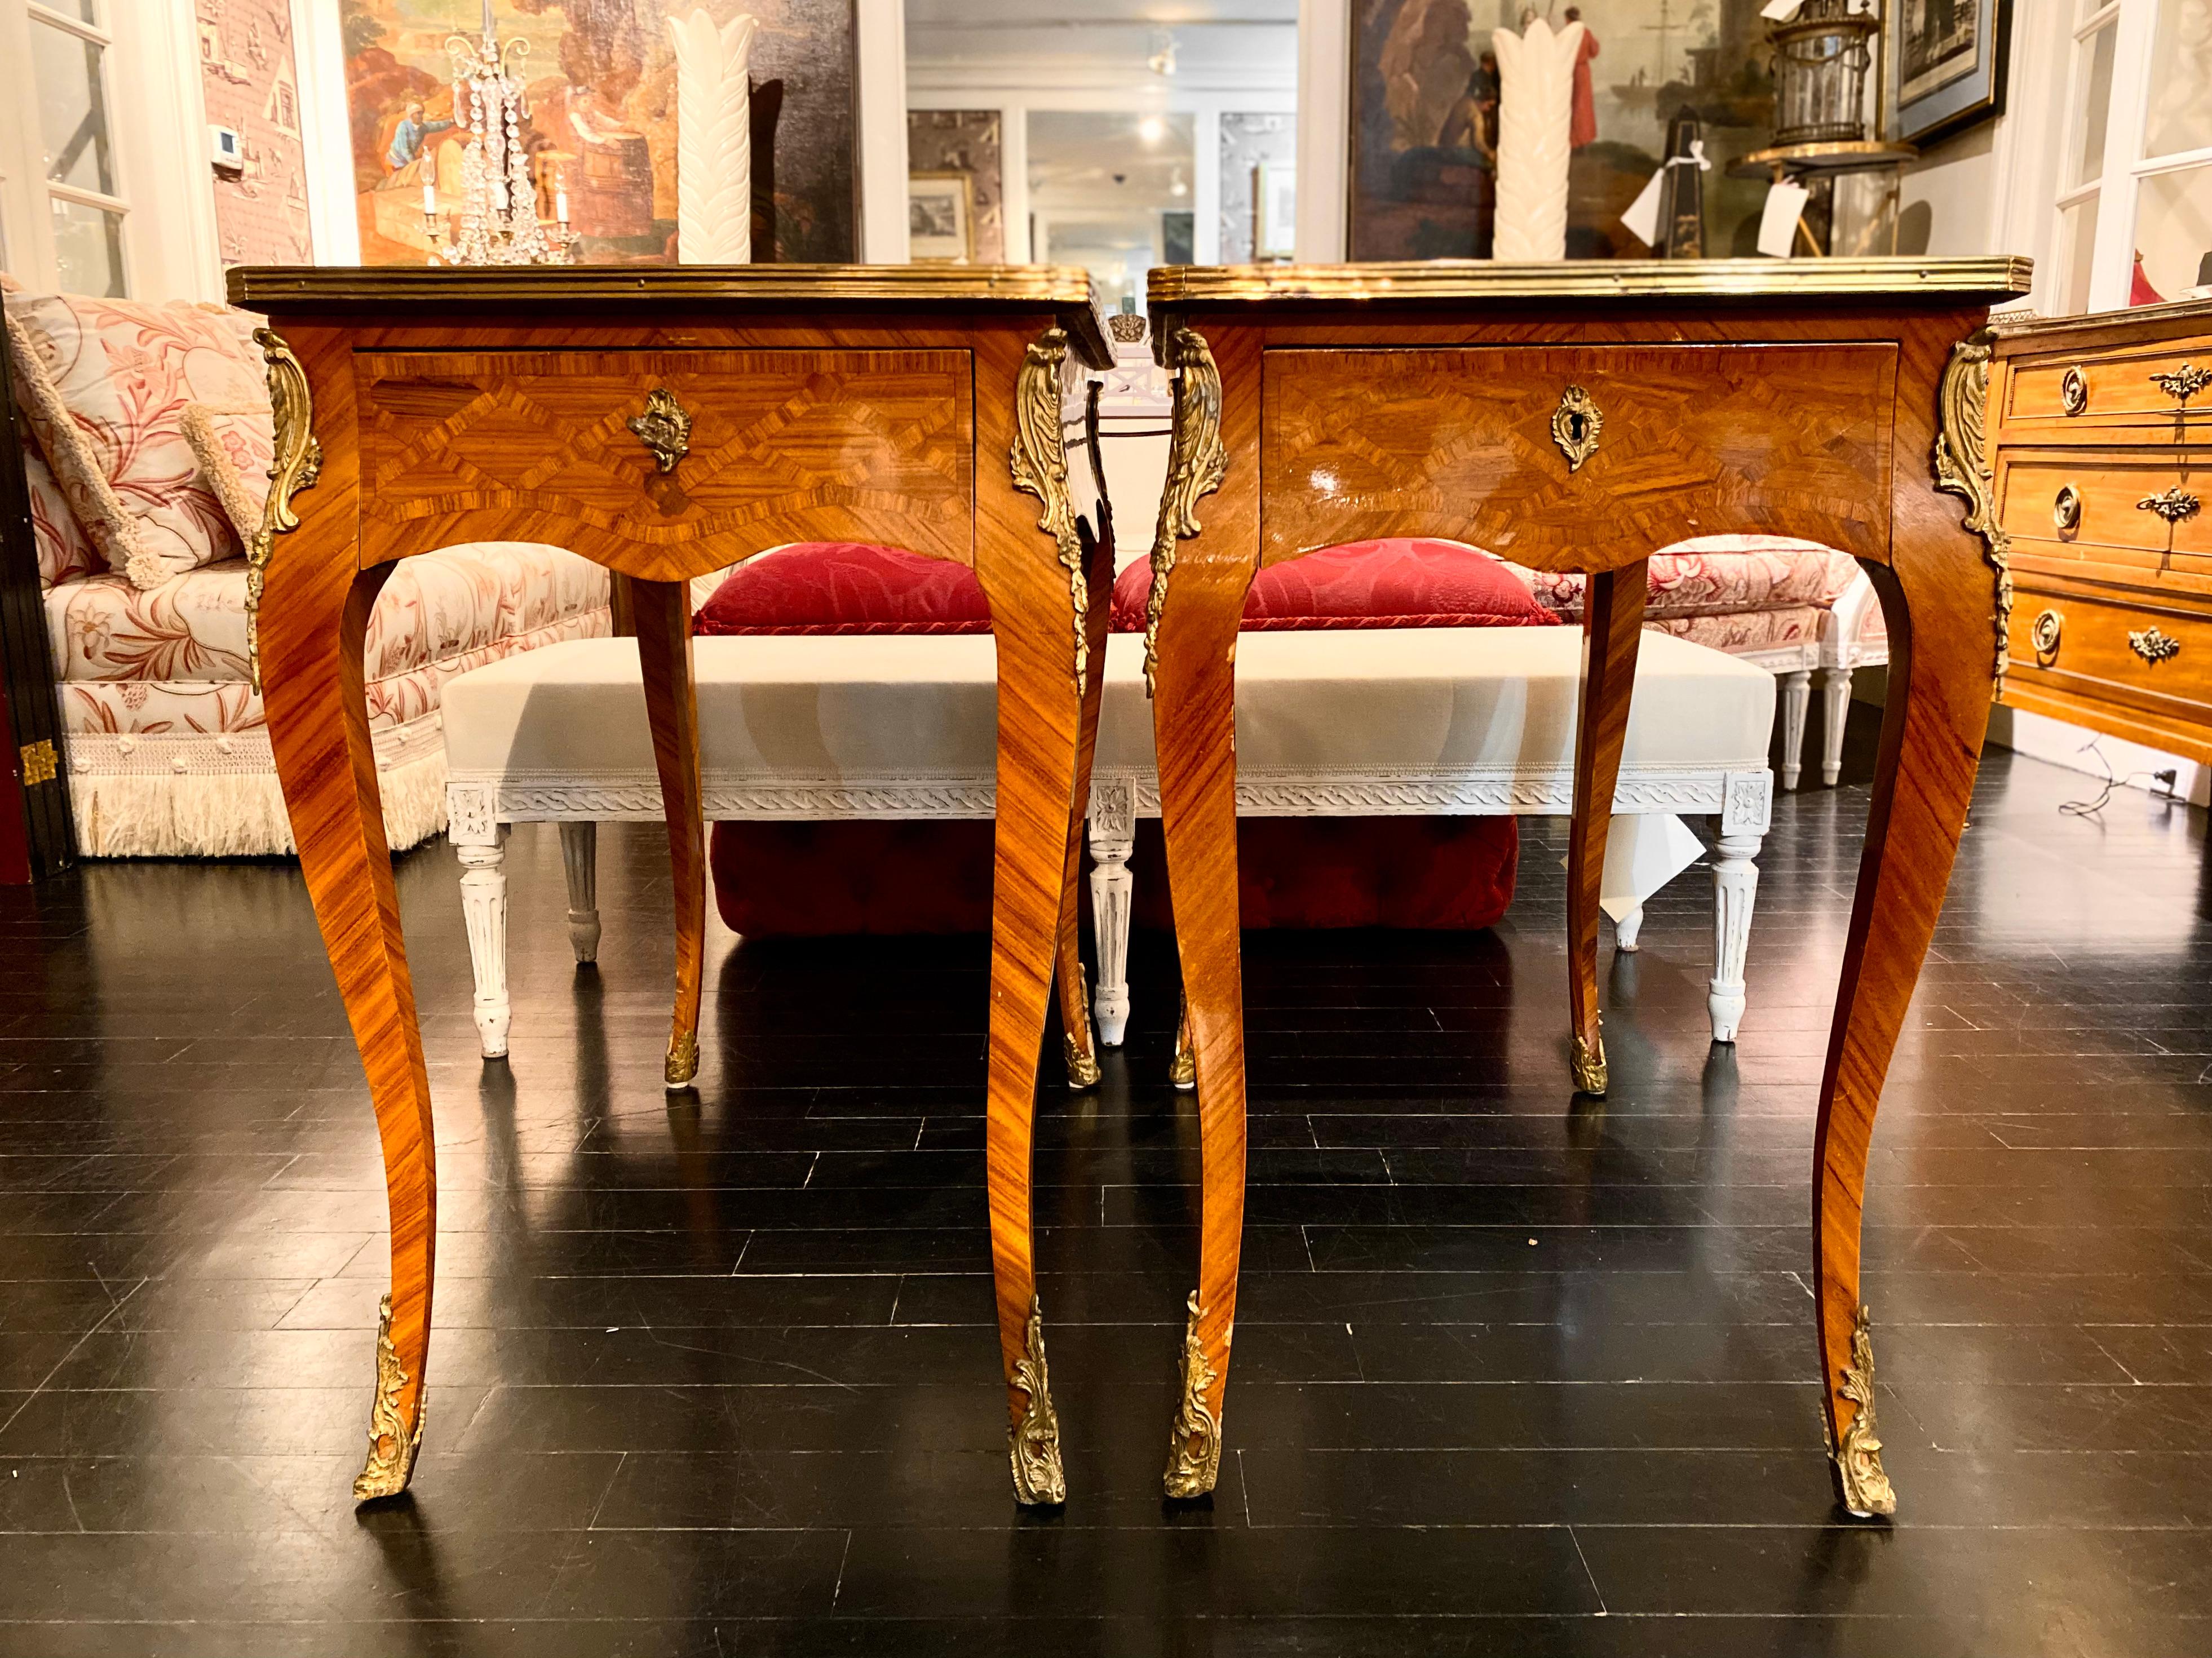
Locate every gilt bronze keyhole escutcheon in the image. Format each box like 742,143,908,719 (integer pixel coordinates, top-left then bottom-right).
1551,385,1603,472
2054,484,2081,532
627,386,693,474
2060,365,2089,415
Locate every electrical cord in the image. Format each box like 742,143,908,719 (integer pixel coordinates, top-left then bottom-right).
2057,735,2179,817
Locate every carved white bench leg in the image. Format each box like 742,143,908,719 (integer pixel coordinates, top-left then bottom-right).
1613,904,1644,952
1707,833,1762,1044
1777,668,1812,792
559,821,601,964
1819,666,1853,787
456,829,511,1059
1087,776,1137,1047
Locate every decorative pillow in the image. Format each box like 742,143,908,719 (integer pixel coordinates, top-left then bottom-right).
694,541,990,635
3,290,268,590
1108,537,1560,632
1523,536,1848,619
179,401,276,544
21,442,96,590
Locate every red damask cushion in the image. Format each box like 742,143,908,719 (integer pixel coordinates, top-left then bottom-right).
695,542,989,635
1109,537,1558,632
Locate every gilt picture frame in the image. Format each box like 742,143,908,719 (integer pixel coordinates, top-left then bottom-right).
1889,0,2012,148
908,170,976,263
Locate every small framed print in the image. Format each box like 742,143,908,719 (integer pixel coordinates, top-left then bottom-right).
1890,0,2013,148
908,171,975,263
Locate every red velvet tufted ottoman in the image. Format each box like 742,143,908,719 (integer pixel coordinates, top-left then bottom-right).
699,539,1554,937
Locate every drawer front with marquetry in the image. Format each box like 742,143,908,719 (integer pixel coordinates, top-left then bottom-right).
355,349,975,562
2007,584,2212,723
2005,345,2212,432
1258,342,1896,568
1994,449,2202,556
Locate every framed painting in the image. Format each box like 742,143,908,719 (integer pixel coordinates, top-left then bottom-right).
1889,0,2012,147
1347,0,1777,262
339,0,855,266
908,171,975,263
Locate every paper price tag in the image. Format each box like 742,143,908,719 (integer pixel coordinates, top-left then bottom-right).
1620,169,1665,249
1757,181,1811,258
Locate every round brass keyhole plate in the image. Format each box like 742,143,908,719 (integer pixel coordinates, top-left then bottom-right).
2054,484,2082,532
2031,608,2063,661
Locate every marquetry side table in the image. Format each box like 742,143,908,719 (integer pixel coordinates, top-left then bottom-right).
1137,258,2033,1517
228,265,1116,1509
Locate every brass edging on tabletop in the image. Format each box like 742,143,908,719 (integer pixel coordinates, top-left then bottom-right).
1932,330,2013,703
1008,325,1092,701
1830,1305,1896,1519
223,263,1116,368
1007,1296,1067,1506
245,326,322,698
1992,292,2212,338
1147,256,2032,307
1162,1291,1223,1499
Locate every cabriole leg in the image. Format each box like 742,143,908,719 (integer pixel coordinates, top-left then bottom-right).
1565,561,1648,1096
632,580,705,1090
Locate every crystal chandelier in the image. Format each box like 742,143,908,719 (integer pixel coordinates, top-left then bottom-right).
423,2,576,266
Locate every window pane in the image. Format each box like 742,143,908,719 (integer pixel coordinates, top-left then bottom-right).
2134,163,2212,302
2059,196,2100,314
30,21,116,196
42,0,103,21
2071,22,2118,191
49,198,125,297
2144,1,2212,159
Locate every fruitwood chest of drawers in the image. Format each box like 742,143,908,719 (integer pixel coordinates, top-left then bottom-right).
1990,299,2212,760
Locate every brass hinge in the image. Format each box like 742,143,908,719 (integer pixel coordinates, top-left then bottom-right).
19,740,57,787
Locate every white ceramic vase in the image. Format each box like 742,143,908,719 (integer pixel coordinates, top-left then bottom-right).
667,8,760,264
1492,18,1586,262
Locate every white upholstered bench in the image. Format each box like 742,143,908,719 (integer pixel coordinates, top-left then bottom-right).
443,629,1774,1059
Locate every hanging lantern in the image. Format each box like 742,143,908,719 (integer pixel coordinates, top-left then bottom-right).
1769,1,1879,148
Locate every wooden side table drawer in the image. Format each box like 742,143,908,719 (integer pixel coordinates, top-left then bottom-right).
356,348,976,561
1994,450,2200,555
2008,584,2212,721
1258,341,1895,566
2005,344,2212,430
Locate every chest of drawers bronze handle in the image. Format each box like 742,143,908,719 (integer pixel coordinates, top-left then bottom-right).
2061,365,2089,415
2030,609,2063,660
2054,484,2082,531
2151,363,2212,404
2130,625,2183,664
2137,487,2201,525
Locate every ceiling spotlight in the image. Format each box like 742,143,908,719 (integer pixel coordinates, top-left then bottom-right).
1170,168,1189,198
1138,116,1166,145
1148,29,1178,77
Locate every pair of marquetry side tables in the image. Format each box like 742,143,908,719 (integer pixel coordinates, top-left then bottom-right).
233,256,2030,1523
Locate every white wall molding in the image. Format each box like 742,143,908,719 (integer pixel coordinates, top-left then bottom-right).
1294,0,1348,261
292,0,360,265
856,0,910,263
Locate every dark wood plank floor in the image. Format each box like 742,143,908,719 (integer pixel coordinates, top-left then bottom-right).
2,711,2210,1656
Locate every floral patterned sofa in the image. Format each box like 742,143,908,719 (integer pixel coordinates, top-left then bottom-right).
1520,538,1888,790
6,282,610,857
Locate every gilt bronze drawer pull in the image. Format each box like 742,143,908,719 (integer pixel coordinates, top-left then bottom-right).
1550,385,1602,472
2151,363,2212,404
2060,365,2089,415
2054,484,2081,531
2130,625,2183,664
2138,487,2201,525
2030,609,2062,660
627,386,693,474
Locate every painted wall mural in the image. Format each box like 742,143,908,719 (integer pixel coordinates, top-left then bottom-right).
198,0,315,265
1350,0,1775,263
339,0,854,265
